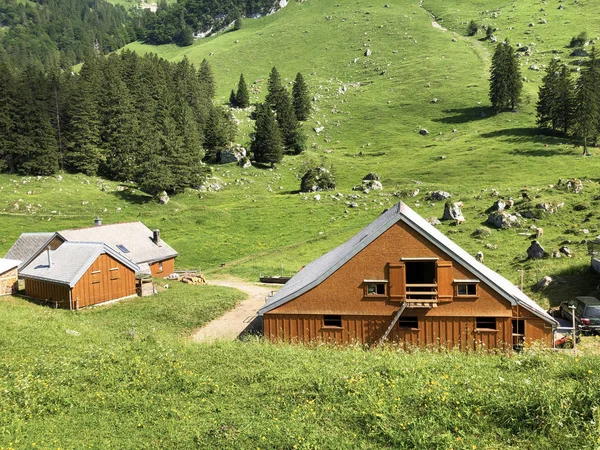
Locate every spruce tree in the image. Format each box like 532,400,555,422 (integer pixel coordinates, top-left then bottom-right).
489,41,522,111
265,66,284,110
554,64,575,135
198,58,215,99
537,58,562,131
276,88,305,154
204,106,231,159
229,89,237,107
235,73,250,108
292,72,311,121
574,48,600,154
0,62,16,173
251,103,283,166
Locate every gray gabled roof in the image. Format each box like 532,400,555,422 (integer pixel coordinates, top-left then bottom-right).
0,258,20,274
58,222,178,265
4,233,56,269
19,242,140,287
258,202,558,327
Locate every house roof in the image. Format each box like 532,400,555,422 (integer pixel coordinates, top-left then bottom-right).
19,242,140,287
4,232,56,268
0,258,21,274
258,202,558,327
57,222,178,265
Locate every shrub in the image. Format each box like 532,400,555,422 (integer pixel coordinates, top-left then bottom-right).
570,32,588,48
300,166,336,192
467,20,479,36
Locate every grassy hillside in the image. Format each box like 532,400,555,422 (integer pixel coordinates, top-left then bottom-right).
1,290,599,449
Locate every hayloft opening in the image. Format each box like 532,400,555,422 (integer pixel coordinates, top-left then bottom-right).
405,261,436,284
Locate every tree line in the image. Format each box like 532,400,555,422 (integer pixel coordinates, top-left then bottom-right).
0,52,235,195
489,40,600,154
0,0,135,70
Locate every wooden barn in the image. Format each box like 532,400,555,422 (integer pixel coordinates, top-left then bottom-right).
20,242,140,309
259,202,558,350
7,221,178,278
0,259,20,296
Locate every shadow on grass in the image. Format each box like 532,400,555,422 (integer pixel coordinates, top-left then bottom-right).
113,187,153,205
533,264,600,308
433,106,495,124
479,127,563,146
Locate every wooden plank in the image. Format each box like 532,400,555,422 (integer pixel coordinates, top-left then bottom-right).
378,302,407,346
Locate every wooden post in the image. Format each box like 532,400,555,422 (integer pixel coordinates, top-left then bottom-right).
519,270,524,291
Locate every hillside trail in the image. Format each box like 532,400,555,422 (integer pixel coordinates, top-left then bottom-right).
191,276,279,343
419,0,491,77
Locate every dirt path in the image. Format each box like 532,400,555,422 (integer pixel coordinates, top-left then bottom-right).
191,277,279,343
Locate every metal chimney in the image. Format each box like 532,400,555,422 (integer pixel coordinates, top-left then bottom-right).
46,246,52,268
94,216,102,226
153,229,160,245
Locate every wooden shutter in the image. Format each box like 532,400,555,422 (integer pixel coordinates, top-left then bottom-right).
436,261,453,302
388,263,406,300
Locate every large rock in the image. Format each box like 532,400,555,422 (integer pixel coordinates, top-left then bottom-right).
490,199,506,212
527,240,546,259
218,147,246,164
535,276,552,291
427,191,452,201
487,211,520,229
362,179,383,191
566,178,583,194
426,217,442,226
442,201,464,221
157,191,170,204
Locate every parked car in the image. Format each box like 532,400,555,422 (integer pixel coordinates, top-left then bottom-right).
560,296,600,335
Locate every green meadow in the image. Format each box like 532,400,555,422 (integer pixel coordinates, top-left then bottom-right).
2,0,600,447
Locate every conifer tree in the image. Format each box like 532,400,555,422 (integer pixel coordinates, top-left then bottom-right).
251,102,283,166
276,88,305,154
204,106,231,159
0,62,16,173
229,89,237,107
574,48,600,155
12,66,59,175
537,58,563,132
554,64,575,135
235,73,250,108
265,67,284,110
292,72,310,121
198,58,215,99
489,41,522,110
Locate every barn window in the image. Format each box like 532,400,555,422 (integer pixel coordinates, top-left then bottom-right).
398,317,419,329
323,315,342,328
364,281,386,296
476,317,496,330
456,282,478,297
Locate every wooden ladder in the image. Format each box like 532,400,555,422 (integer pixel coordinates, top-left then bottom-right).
378,301,408,346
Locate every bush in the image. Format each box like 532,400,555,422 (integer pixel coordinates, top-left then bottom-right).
300,166,336,192
570,32,588,48
467,20,479,36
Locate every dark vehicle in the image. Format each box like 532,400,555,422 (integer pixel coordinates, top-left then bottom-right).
560,296,600,335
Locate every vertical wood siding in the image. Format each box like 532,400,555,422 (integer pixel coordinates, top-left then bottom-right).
25,279,70,308
149,258,175,277
71,254,136,308
264,314,512,350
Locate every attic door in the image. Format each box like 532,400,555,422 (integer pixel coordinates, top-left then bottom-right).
388,263,405,300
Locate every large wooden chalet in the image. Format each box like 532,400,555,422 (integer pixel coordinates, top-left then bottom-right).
259,202,557,350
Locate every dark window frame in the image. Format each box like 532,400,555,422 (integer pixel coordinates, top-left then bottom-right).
323,315,342,328
398,316,419,329
456,283,478,298
476,317,497,330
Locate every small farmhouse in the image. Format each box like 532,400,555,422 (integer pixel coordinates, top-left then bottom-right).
20,242,140,309
259,202,558,350
6,221,178,277
0,259,20,296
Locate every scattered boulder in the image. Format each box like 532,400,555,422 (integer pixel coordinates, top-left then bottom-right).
559,246,572,257
157,191,170,204
239,157,252,169
472,227,492,239
314,126,325,133
535,276,552,291
362,179,383,191
442,201,464,221
427,191,452,201
314,194,321,201
65,329,80,336
487,211,521,229
426,217,442,226
551,250,562,258
570,48,588,57
566,178,583,193
419,128,429,136
475,251,484,263
489,199,506,212
362,172,380,181
527,240,546,259
364,48,372,57
218,147,246,164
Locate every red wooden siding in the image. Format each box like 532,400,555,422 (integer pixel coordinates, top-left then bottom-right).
149,258,175,277
264,220,552,349
71,254,136,308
